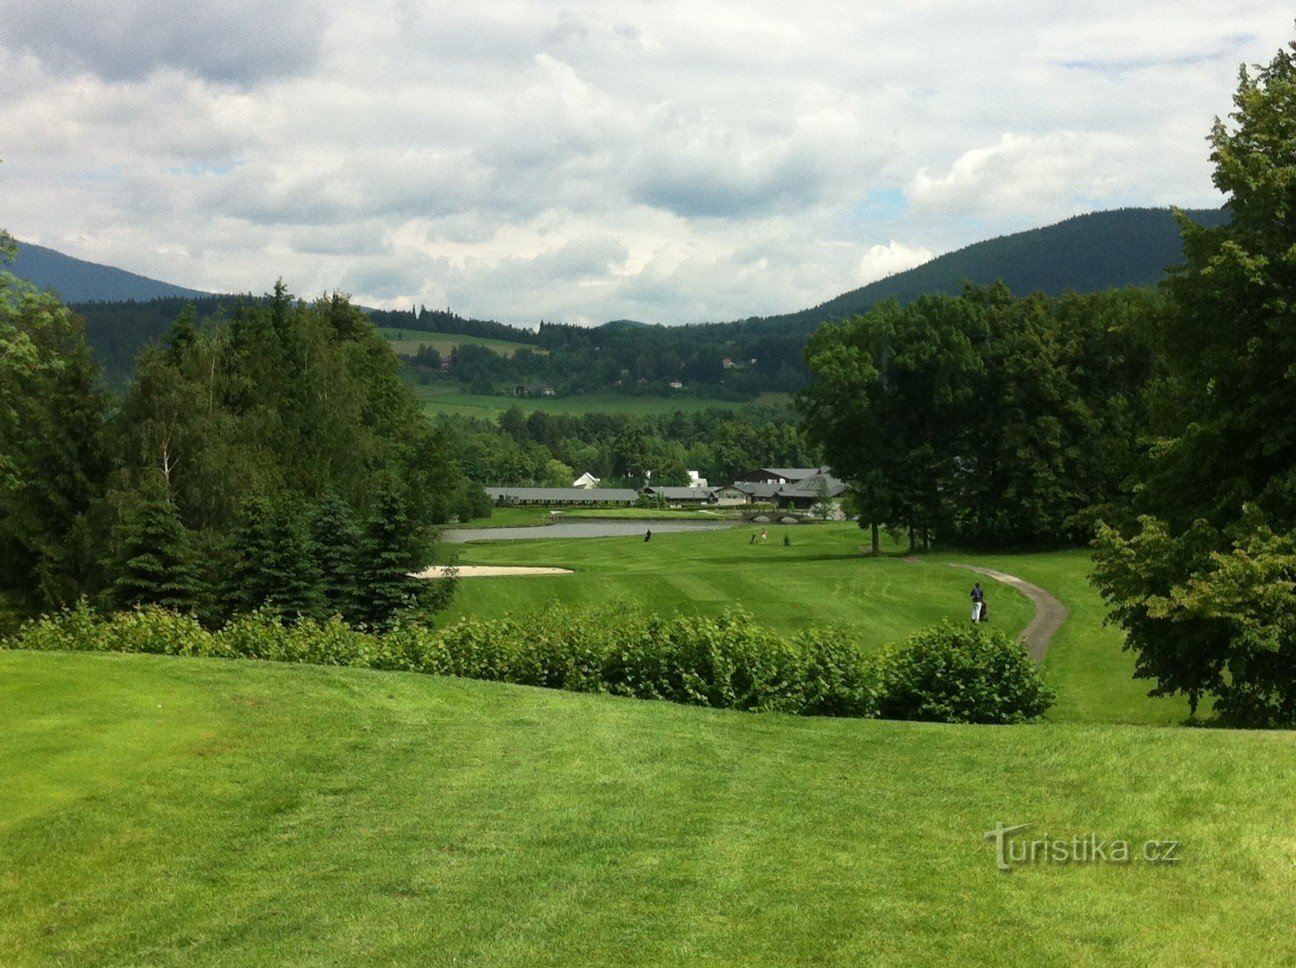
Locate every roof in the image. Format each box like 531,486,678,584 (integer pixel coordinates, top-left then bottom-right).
733,467,826,484
733,482,782,499
778,472,849,498
646,486,717,500
486,487,640,504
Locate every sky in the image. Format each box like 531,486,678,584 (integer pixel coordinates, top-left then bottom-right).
0,2,1291,326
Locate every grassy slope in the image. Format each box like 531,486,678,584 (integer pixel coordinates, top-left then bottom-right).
377,328,541,358
2,650,1293,967
411,383,792,418
436,523,1034,647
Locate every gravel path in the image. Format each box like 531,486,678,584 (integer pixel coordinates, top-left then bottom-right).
906,559,1067,661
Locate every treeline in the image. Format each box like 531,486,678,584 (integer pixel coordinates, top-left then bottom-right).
799,282,1160,550
1,270,481,629
398,321,809,399
432,405,816,488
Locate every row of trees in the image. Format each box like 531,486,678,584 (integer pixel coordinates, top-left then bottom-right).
798,282,1158,550
434,405,816,489
1,266,476,629
799,39,1296,726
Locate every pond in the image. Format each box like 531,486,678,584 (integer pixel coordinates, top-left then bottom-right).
443,520,739,542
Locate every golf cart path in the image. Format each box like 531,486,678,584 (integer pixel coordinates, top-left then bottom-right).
905,558,1067,662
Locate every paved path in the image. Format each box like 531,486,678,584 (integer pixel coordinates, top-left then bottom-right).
905,559,1067,662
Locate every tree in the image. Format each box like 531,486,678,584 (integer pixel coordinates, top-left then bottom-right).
0,241,108,610
351,484,426,629
223,495,325,622
1094,39,1296,725
106,478,206,615
311,492,361,619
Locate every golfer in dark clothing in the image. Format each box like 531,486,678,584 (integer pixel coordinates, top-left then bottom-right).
971,582,985,623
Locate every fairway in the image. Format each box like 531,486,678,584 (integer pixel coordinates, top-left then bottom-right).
435,524,1191,727
2,650,1293,967
435,523,1034,650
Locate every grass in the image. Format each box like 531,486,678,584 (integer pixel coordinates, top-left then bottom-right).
558,507,749,520
435,524,1191,726
409,382,792,418
2,649,1294,966
435,523,1034,648
377,327,540,358
916,549,1192,727
445,507,555,529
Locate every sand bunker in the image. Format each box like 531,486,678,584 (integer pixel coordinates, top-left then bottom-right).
413,565,573,578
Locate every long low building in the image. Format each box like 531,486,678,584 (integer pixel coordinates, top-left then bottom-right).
486,487,640,506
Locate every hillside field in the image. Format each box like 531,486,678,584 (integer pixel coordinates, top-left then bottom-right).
410,382,792,418
377,327,541,358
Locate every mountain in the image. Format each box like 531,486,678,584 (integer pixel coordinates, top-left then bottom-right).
19,205,1227,391
7,241,208,303
741,206,1229,335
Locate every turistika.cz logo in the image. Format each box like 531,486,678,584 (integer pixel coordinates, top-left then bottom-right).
984,822,1181,872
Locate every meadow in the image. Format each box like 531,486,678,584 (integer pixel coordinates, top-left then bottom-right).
377,327,541,358
409,381,792,418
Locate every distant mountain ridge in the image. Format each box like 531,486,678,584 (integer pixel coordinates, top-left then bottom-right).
729,206,1229,337
7,241,209,303
10,206,1227,390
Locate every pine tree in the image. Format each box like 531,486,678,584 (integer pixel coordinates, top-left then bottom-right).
108,483,206,614
352,486,423,629
224,496,325,622
310,492,361,620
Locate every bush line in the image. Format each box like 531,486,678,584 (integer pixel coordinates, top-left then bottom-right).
1,601,1054,724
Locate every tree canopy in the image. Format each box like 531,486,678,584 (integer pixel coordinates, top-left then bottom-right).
1093,39,1296,725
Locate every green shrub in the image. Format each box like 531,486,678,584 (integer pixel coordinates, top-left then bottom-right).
793,627,879,718
3,602,1048,726
876,622,1055,724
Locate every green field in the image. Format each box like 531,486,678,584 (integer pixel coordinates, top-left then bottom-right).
378,327,540,358
437,523,1032,649
410,382,792,418
2,649,1293,966
436,524,1184,726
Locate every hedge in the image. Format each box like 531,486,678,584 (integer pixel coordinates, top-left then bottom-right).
3,601,1051,723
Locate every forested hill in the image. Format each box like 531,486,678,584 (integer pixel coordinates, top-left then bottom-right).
7,241,209,303
15,205,1228,391
729,206,1229,337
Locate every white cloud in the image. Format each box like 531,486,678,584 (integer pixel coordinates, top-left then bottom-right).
1,1,1290,325
906,132,1140,217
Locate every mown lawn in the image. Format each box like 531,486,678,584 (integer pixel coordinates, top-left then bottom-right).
1,650,1292,967
435,523,1032,648
435,524,1194,726
917,549,1192,727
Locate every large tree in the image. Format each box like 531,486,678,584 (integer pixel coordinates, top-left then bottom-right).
797,285,1153,551
1094,39,1296,725
0,238,108,610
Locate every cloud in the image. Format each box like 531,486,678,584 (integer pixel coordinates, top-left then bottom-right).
0,0,328,84
3,1,1290,327
906,132,1141,218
